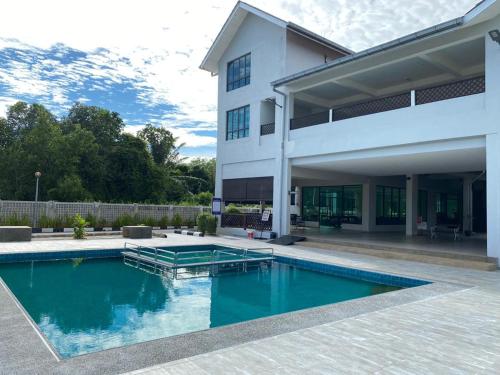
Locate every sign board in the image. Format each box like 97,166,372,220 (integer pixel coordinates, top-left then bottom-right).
211,198,222,215
261,209,271,222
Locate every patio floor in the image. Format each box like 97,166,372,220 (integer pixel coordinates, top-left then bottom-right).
292,227,488,258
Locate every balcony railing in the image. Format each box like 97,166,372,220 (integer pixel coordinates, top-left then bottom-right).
260,122,275,135
415,76,485,105
333,93,411,122
290,76,485,130
221,213,273,231
290,110,329,130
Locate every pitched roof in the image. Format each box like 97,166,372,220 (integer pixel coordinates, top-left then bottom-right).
199,1,353,74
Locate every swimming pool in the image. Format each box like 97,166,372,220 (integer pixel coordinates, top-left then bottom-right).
0,245,427,358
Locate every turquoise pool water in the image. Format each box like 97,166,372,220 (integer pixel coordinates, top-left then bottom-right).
0,256,401,358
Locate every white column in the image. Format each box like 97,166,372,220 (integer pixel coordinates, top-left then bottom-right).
406,175,419,236
280,159,292,236
486,134,500,260
485,31,500,262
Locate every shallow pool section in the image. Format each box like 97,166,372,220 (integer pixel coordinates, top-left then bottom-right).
0,254,410,358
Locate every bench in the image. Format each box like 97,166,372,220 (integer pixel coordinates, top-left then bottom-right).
0,226,32,242
122,226,153,239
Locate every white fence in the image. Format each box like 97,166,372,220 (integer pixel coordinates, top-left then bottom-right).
0,200,210,225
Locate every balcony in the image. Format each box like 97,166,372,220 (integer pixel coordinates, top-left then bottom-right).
290,76,485,130
260,122,275,135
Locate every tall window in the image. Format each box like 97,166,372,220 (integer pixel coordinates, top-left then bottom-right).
227,53,251,91
226,105,250,140
302,185,362,225
436,192,460,225
376,186,406,225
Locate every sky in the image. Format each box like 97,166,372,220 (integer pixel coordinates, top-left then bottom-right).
0,0,479,158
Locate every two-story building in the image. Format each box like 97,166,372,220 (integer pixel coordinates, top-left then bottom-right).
201,0,500,266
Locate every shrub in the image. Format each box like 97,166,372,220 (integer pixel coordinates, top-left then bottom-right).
185,217,195,228
171,213,183,228
0,214,31,226
158,215,169,228
225,204,241,214
39,215,52,228
72,214,88,240
197,213,217,235
112,213,136,228
142,216,157,227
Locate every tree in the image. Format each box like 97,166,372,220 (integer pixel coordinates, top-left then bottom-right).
64,103,124,146
137,124,184,166
48,175,93,202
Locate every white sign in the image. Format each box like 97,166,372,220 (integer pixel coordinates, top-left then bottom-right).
211,198,222,215
261,209,271,222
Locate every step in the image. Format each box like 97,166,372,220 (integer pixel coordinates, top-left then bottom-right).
302,236,497,264
300,241,498,272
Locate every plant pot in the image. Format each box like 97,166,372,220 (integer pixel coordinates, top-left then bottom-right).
112,227,121,231
53,228,64,233
160,226,168,230
94,227,103,232
32,228,42,233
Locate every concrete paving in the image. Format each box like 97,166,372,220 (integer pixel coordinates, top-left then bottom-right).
0,234,499,374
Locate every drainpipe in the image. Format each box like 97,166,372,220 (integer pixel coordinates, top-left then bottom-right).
273,87,287,237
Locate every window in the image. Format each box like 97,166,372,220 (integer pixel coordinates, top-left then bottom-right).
290,186,296,206
418,190,428,221
226,105,250,140
376,186,406,225
302,185,362,225
227,53,251,91
436,192,461,225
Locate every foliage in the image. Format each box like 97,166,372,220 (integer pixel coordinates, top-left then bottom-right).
0,214,31,226
225,204,242,214
158,215,169,228
141,216,158,227
171,213,183,228
85,214,107,228
197,213,217,235
0,101,215,204
137,124,184,166
72,214,88,239
112,213,138,228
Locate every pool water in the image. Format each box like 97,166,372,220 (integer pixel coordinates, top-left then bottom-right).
0,257,401,358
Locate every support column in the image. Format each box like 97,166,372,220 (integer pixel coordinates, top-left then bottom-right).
486,134,500,260
406,175,419,236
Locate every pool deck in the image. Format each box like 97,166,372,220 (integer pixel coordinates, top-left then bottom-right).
0,233,499,374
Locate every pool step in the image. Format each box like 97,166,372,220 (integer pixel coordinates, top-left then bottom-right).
300,241,498,272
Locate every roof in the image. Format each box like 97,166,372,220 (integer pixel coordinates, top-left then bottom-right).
272,0,499,88
199,1,353,74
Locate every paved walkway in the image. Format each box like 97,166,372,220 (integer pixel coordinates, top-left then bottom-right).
0,234,499,374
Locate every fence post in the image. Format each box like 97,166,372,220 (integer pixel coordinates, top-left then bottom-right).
47,201,55,219
411,90,416,106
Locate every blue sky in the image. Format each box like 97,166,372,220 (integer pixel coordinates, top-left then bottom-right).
0,0,478,158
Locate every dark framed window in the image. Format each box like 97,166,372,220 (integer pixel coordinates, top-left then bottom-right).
436,192,461,225
226,105,250,140
376,186,406,225
301,185,362,225
227,53,251,91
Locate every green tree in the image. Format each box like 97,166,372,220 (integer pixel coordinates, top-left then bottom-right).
64,103,124,146
137,124,184,166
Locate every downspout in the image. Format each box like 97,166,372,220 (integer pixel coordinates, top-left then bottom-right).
273,87,287,237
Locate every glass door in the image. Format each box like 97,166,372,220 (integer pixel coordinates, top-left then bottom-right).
319,187,342,227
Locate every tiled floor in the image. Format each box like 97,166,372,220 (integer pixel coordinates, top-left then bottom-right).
1,234,499,374
292,227,488,257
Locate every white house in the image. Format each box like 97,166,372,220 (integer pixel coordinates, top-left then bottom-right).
201,1,500,264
